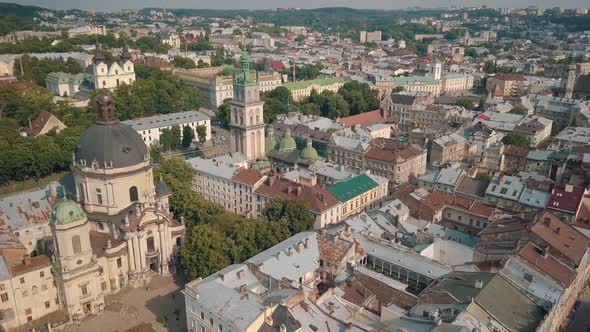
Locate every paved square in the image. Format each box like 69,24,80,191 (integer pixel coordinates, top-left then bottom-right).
63,275,186,332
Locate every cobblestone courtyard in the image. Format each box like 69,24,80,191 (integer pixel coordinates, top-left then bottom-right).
63,275,186,332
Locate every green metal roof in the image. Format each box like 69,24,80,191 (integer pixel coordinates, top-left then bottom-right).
393,76,439,85
283,77,344,90
330,173,378,202
51,200,86,225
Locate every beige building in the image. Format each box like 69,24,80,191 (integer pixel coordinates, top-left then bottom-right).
441,73,474,93
359,30,382,43
365,139,427,187
486,73,526,98
392,76,441,96
174,67,234,109
284,77,344,102
256,71,282,93
431,133,471,165
329,173,388,219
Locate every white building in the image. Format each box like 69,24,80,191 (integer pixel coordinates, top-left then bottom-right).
122,110,211,146
91,45,135,91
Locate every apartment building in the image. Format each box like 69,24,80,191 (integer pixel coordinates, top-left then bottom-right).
122,110,211,146
365,139,427,187
284,77,344,101
329,173,388,219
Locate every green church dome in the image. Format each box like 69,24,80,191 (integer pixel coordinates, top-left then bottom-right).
279,128,296,151
300,139,320,160
51,200,86,225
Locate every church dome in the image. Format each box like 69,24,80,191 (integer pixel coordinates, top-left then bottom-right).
300,139,320,160
75,93,148,169
279,128,296,151
51,200,86,225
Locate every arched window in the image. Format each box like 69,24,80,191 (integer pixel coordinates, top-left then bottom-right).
116,78,120,86
115,70,119,75
102,80,106,87
129,186,138,202
146,237,155,252
72,235,82,254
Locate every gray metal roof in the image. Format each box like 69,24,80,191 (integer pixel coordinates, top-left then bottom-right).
75,122,148,168
121,110,210,132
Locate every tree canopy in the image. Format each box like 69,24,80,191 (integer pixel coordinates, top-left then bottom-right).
502,133,531,148
338,81,380,115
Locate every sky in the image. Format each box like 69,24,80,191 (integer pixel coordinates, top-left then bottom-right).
8,0,590,12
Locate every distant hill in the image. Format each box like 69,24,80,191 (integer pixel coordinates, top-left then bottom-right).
0,2,46,16
0,2,47,36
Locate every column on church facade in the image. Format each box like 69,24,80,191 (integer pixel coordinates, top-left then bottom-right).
126,234,136,271
132,234,141,271
158,224,169,273
137,234,145,270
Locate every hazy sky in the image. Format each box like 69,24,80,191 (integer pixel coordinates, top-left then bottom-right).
9,0,590,12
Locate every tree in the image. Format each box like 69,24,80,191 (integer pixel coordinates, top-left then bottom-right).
159,128,176,151
300,90,350,119
195,125,207,143
454,99,475,110
182,125,195,148
484,60,497,74
502,133,531,148
262,198,315,234
464,48,478,58
154,157,193,192
149,144,163,164
181,224,238,279
509,106,528,115
338,81,380,115
216,98,232,129
172,56,196,69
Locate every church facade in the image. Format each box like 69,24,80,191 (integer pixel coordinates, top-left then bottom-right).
0,94,184,329
91,44,136,90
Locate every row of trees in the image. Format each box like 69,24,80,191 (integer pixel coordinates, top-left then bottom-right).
159,124,207,151
154,158,314,279
15,54,84,86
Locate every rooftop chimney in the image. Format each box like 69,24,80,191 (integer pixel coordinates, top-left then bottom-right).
23,254,30,266
304,238,310,249
475,280,483,289
565,184,574,193
296,186,302,197
287,247,294,256
280,324,287,332
296,241,304,253
237,269,245,280
240,284,248,299
49,181,58,199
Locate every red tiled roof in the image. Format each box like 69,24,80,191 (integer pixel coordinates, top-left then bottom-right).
531,211,590,266
546,184,585,214
336,109,384,127
231,168,264,186
255,176,339,213
422,191,496,218
503,145,530,157
517,242,576,287
318,234,353,263
8,255,51,276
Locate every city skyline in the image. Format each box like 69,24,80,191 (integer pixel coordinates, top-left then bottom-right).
8,0,590,12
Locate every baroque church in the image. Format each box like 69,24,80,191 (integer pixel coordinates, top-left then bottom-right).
61,92,184,312
0,93,184,329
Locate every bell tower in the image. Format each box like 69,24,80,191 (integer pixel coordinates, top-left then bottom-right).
229,51,266,161
562,60,577,99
